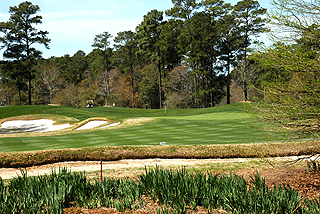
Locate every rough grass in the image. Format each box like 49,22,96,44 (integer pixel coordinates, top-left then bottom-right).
0,141,319,168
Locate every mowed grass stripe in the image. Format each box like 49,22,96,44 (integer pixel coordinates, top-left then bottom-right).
2,119,285,152
0,103,289,152
161,111,251,121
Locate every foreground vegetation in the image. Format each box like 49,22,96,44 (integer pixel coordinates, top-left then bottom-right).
1,167,320,214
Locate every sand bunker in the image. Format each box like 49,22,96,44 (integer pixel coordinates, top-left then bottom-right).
0,119,71,134
0,119,120,134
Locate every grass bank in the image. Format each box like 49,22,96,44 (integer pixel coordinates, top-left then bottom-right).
0,141,319,168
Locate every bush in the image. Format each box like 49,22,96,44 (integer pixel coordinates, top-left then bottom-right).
11,91,28,105
53,84,82,108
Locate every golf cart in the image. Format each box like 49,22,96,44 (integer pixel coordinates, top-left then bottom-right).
86,100,94,108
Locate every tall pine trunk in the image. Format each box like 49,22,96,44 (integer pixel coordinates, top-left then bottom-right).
158,48,162,109
243,18,249,101
28,74,32,105
105,53,109,106
129,48,135,108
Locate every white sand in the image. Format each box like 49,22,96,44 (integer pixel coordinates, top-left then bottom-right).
0,119,71,134
75,120,108,130
0,119,120,134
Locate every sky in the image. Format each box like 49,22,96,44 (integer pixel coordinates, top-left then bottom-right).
0,0,273,60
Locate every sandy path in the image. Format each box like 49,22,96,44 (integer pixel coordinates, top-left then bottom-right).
0,158,251,180
0,156,308,180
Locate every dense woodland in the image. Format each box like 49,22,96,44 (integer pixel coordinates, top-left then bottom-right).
0,0,268,109
1,0,320,138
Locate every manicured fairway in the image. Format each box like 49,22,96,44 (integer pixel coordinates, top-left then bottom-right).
0,103,287,152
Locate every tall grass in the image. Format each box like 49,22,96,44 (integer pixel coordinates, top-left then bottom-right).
1,167,320,213
0,168,140,213
140,167,304,213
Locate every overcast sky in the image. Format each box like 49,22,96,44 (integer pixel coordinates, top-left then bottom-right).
0,0,272,60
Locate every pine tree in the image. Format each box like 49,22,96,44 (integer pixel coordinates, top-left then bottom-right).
0,1,50,105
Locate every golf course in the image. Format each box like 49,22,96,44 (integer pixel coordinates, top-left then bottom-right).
2,103,320,213
0,103,288,153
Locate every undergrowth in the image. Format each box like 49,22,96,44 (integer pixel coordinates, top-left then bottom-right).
1,167,320,213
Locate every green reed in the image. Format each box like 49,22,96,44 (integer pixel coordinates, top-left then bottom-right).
140,166,319,214
0,167,320,213
0,168,141,213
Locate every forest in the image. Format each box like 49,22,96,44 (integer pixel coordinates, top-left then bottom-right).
0,0,269,109
0,0,319,120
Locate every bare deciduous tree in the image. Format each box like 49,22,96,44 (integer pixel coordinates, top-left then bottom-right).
39,63,61,104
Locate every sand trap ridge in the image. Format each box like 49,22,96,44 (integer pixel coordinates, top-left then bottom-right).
75,120,108,130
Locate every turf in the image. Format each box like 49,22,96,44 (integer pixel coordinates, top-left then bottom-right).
0,103,288,152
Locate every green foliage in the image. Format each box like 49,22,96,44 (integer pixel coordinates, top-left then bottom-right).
136,9,165,109
138,64,160,109
113,30,137,74
250,41,320,138
113,30,139,108
165,0,200,20
91,31,113,106
92,31,112,51
269,0,320,42
0,1,50,105
0,1,270,109
232,0,269,101
159,19,183,72
12,91,28,105
87,49,106,78
140,167,317,213
0,168,140,213
246,0,320,139
1,167,318,213
69,50,88,85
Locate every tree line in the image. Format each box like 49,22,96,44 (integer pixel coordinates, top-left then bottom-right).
0,0,268,108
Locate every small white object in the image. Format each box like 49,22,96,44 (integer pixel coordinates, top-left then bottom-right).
160,142,166,145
